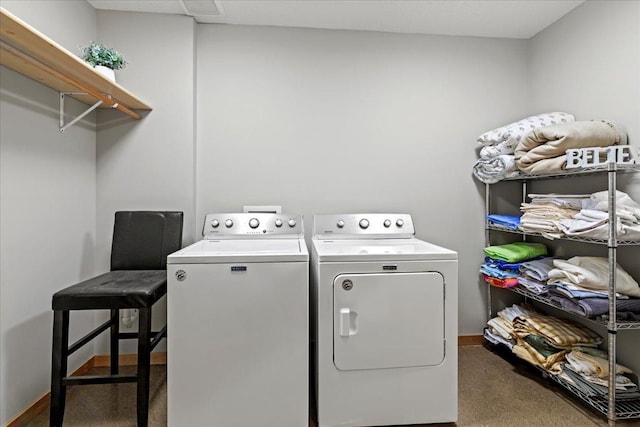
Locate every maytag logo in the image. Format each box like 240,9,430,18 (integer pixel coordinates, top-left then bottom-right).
231,265,247,272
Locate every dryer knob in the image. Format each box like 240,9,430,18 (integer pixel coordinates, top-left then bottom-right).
337,220,345,228
383,219,391,228
225,219,234,228
211,219,220,228
359,218,370,229
275,219,283,228
288,219,297,227
396,219,404,227
249,218,260,229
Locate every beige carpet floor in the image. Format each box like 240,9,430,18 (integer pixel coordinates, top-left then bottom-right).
27,345,639,426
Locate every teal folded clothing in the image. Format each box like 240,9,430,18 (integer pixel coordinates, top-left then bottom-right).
483,242,548,263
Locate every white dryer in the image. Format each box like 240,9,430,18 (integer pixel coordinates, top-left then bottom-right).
167,213,308,427
311,214,458,427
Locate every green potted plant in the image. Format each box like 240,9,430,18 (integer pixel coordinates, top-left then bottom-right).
80,41,127,82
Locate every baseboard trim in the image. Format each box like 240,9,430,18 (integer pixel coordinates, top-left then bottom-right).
4,353,166,427
5,357,95,427
458,335,485,346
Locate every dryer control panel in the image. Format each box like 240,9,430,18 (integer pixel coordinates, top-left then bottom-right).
203,213,304,239
313,214,415,239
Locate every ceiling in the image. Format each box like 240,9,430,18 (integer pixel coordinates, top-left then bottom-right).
86,0,585,39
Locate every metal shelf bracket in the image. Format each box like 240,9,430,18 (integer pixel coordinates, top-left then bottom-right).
59,92,118,133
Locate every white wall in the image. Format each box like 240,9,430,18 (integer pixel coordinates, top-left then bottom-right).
528,0,640,374
196,24,530,336
95,11,196,353
0,1,97,424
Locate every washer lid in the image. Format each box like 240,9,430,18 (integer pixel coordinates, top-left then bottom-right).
312,237,457,262
167,238,309,264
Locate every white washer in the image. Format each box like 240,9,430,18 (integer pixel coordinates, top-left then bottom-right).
167,213,309,427
311,214,458,427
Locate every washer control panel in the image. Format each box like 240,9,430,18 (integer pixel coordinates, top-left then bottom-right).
203,213,304,239
313,214,415,238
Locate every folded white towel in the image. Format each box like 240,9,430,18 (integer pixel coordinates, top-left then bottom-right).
585,190,640,221
577,209,637,224
548,257,640,298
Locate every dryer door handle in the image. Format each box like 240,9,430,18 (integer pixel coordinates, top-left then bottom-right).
339,308,352,337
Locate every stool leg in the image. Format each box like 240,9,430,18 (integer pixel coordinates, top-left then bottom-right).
110,309,120,375
50,310,69,427
136,307,152,427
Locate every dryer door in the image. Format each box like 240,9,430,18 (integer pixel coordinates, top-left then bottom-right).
333,272,445,371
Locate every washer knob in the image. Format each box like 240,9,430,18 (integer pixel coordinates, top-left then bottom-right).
249,218,260,229
383,219,391,228
211,219,220,228
359,218,370,229
396,219,404,227
337,220,345,228
275,219,283,228
225,219,233,228
288,219,297,227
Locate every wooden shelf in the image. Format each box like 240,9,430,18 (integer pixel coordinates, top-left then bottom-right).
0,7,151,120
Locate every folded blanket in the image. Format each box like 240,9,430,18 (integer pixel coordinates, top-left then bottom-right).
547,293,640,318
558,215,625,240
485,257,542,271
472,155,518,184
497,303,540,323
487,316,515,341
483,242,548,262
511,335,568,373
512,340,566,374
477,112,575,148
513,314,602,348
548,256,640,298
576,209,636,224
565,347,633,379
515,120,626,175
585,190,640,221
484,257,522,273
482,274,519,288
484,328,514,350
561,365,639,395
487,214,521,230
480,264,520,279
517,276,549,295
547,281,628,300
519,257,556,281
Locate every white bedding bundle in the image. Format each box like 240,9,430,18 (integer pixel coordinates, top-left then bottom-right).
558,190,640,240
477,112,575,157
548,256,640,298
473,112,575,183
472,154,518,184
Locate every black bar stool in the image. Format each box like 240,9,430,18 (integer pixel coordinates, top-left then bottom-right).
50,211,183,427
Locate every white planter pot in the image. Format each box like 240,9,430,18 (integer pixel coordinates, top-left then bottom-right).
94,65,116,82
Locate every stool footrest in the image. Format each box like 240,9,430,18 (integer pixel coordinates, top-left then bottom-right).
149,326,167,351
118,330,165,340
62,374,137,386
67,317,115,356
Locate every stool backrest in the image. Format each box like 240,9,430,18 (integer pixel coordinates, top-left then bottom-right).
110,211,184,271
